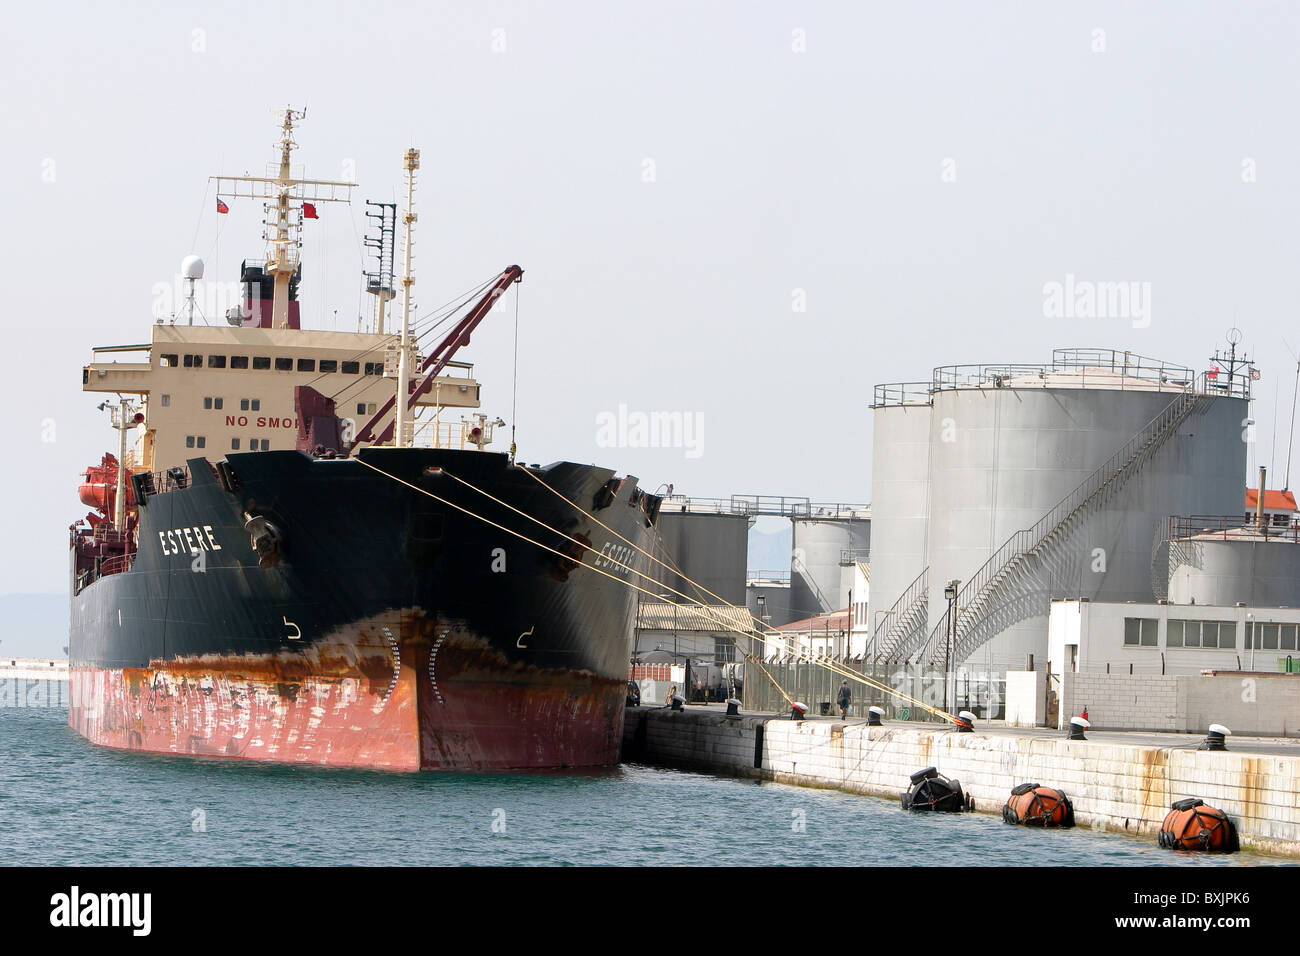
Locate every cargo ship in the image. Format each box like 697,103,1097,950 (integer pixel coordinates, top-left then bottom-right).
68,109,661,771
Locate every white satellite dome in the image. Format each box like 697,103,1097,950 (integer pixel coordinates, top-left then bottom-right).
181,255,205,280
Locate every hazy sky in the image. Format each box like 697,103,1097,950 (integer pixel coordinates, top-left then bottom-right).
5,1,1299,595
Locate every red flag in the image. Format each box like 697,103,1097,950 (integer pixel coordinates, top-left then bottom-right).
216,198,229,214
1207,367,1219,379
302,202,318,219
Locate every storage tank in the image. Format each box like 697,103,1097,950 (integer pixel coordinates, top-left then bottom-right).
922,350,1247,672
867,384,933,650
1167,532,1300,607
789,514,871,619
649,510,749,606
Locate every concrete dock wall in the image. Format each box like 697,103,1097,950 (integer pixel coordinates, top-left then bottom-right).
1063,671,1300,736
622,708,1300,858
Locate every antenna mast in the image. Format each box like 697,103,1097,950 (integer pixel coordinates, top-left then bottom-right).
210,107,355,329
395,148,420,448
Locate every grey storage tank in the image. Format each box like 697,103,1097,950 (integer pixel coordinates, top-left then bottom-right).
649,507,749,606
789,511,871,620
873,348,1251,672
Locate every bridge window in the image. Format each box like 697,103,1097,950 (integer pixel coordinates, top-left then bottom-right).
341,361,360,375
364,362,383,375
160,394,170,407
297,358,316,372
160,354,179,368
183,354,203,368
239,398,261,412
230,356,249,369
196,436,206,449
252,356,271,370
319,360,338,373
274,357,293,371
203,397,224,410
208,355,227,368
231,438,240,450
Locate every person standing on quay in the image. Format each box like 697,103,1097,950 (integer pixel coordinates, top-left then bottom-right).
837,680,852,720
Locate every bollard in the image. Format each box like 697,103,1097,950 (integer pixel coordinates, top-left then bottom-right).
1199,723,1231,751
1066,716,1089,740
670,694,685,712
956,710,976,733
867,705,885,726
790,701,808,721
725,698,741,717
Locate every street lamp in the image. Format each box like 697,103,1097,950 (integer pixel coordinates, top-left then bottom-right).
943,580,960,712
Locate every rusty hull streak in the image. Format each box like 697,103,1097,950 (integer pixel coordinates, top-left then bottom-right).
70,607,628,772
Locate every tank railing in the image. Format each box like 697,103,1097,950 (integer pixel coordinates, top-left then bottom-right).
839,548,871,566
747,569,791,585
658,494,869,519
1167,514,1300,543
871,382,933,408
932,350,1211,394
870,565,929,661
912,377,1213,664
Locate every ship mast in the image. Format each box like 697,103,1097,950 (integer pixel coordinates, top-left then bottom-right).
211,107,355,329
395,148,419,448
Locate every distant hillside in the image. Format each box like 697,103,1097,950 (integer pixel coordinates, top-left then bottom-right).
747,525,792,575
0,593,68,659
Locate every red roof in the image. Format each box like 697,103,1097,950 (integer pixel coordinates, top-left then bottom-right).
776,609,851,632
1245,488,1297,512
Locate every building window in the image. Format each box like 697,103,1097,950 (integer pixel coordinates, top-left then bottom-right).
160,394,170,407
1245,622,1297,650
297,358,316,372
231,438,240,450
230,355,249,369
274,357,293,371
186,436,195,448
713,637,735,664
208,355,227,368
341,361,360,375
319,359,338,373
1123,617,1158,647
160,354,179,368
1168,619,1235,649
253,356,271,370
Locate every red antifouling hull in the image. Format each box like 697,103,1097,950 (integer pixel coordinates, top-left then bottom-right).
68,630,627,772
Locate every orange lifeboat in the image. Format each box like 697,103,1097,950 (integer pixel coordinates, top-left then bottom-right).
1158,798,1239,852
1002,782,1075,827
78,453,135,515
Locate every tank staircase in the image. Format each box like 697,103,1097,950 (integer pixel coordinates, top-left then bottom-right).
896,380,1215,665
869,566,929,661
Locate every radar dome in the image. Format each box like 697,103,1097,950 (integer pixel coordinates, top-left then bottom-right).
181,255,205,280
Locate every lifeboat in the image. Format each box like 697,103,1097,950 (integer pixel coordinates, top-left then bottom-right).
1158,798,1239,852
78,453,135,514
1002,782,1075,827
901,767,972,812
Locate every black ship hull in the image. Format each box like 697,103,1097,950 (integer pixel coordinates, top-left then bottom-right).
68,448,658,771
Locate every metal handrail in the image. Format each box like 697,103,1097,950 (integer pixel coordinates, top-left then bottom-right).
913,374,1218,663
870,565,929,660
872,382,933,408
1166,514,1300,543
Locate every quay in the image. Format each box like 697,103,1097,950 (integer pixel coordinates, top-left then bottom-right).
622,704,1300,859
